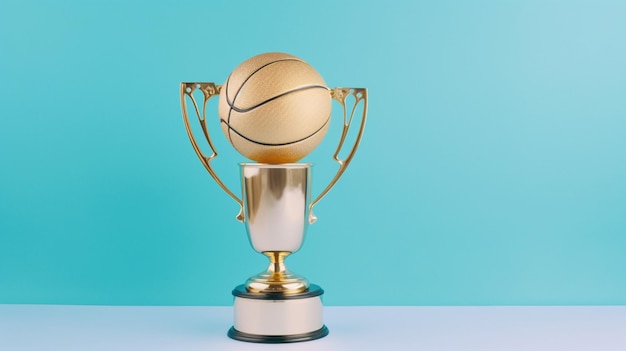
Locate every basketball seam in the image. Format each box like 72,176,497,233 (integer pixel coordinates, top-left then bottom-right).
225,58,304,107
225,58,303,144
220,113,330,147
226,85,329,113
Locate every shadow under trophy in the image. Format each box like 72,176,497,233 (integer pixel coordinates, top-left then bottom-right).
180,52,367,343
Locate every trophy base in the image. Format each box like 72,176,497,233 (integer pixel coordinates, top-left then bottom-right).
229,284,328,343
227,325,329,343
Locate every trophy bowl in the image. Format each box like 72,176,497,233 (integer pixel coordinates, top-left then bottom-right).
241,163,312,294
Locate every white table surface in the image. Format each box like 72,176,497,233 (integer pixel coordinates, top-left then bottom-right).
1,305,625,350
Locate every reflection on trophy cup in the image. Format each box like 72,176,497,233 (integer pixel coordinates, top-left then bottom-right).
180,52,367,343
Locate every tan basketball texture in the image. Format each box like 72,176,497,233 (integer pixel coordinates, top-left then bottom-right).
218,52,332,164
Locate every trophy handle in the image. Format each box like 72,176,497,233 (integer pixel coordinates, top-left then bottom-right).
180,82,245,222
309,88,368,224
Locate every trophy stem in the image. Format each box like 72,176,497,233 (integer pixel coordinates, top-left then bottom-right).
245,251,309,294
267,251,289,277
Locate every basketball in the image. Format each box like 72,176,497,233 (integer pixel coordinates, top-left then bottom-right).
217,52,331,164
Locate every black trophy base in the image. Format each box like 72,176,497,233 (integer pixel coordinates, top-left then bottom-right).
228,325,329,343
228,284,328,343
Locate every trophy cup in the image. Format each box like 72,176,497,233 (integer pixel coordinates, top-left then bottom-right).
179,52,367,343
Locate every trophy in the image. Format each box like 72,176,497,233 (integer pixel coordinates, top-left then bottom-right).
179,52,367,343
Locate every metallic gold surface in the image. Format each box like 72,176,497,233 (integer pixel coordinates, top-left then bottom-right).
180,82,245,222
245,251,309,294
241,163,311,254
240,164,311,294
309,88,368,224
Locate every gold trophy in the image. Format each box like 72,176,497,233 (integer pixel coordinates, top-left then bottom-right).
179,52,367,343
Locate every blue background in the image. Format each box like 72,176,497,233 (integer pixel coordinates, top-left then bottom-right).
1,0,625,306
